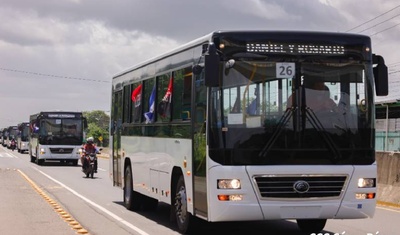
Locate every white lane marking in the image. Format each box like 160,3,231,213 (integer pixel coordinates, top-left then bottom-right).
0,153,18,158
97,167,106,172
377,206,400,213
32,167,150,235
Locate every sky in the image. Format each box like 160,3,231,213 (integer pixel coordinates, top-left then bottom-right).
1,0,400,127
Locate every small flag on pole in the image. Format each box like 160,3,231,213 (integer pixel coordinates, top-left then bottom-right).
131,84,142,107
158,78,173,118
144,85,156,123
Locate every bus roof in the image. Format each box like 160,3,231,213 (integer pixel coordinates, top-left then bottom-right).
112,30,370,80
112,31,214,79
30,111,83,119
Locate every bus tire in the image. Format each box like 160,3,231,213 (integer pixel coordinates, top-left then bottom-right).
37,159,44,165
36,149,44,165
124,166,141,211
296,219,326,233
174,176,194,234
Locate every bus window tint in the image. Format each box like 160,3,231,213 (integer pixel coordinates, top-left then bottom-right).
172,67,192,120
123,85,131,123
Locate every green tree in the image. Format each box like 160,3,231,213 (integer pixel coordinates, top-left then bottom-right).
83,110,110,146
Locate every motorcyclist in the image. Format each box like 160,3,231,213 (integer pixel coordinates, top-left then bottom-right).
10,138,16,151
81,137,98,173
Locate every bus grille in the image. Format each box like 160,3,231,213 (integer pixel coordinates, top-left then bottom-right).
254,175,347,199
49,148,74,154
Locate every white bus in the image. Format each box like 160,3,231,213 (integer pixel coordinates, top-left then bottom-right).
0,128,5,146
110,30,388,233
17,122,30,153
29,111,87,165
6,125,17,149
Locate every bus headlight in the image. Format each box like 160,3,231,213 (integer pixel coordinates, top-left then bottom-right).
358,178,375,188
217,179,241,189
40,148,46,154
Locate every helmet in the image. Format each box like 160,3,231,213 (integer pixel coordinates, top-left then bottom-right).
87,137,94,143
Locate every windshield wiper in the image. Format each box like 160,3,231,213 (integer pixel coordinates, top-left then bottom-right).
305,107,342,162
259,107,295,158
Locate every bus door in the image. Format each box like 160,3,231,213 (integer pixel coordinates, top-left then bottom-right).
112,90,123,187
193,71,208,218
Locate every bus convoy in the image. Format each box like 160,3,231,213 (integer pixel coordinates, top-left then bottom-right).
110,30,388,233
1,111,87,165
0,30,389,234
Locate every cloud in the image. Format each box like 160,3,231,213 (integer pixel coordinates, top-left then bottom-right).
0,0,400,127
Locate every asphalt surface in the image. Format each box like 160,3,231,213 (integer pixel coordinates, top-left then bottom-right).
0,147,111,235
0,167,83,235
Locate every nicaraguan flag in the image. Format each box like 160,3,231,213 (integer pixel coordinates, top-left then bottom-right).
144,85,156,123
131,84,142,107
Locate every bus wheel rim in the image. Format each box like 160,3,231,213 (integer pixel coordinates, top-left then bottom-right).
176,185,187,223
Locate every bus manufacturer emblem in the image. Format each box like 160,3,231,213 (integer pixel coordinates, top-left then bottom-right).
59,149,64,153
293,180,310,193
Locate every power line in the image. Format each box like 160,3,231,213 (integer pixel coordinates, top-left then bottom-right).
358,12,400,33
0,67,110,83
369,21,400,37
345,4,400,32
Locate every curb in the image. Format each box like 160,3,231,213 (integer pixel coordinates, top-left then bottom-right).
97,154,109,159
377,200,400,209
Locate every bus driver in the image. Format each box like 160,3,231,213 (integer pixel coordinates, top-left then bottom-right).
287,80,337,112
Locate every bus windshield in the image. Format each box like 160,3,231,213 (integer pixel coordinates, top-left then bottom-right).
21,124,29,141
209,59,373,166
38,118,83,145
8,127,17,140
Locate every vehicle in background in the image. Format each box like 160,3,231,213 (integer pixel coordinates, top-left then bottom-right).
110,31,388,233
0,128,4,146
17,122,30,153
1,128,8,147
6,126,18,149
29,111,87,165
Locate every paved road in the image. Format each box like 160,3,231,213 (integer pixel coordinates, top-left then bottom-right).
1,146,400,235
0,167,77,235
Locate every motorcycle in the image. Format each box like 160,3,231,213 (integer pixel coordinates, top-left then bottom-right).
10,139,16,151
82,152,97,178
81,147,101,178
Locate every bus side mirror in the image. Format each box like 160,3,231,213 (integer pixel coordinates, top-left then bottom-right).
373,54,388,96
204,43,220,87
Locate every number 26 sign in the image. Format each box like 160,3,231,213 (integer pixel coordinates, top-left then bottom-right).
276,62,295,78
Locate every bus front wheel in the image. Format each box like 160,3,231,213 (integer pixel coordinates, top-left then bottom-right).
124,166,141,211
296,219,326,233
174,176,194,234
35,150,44,165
